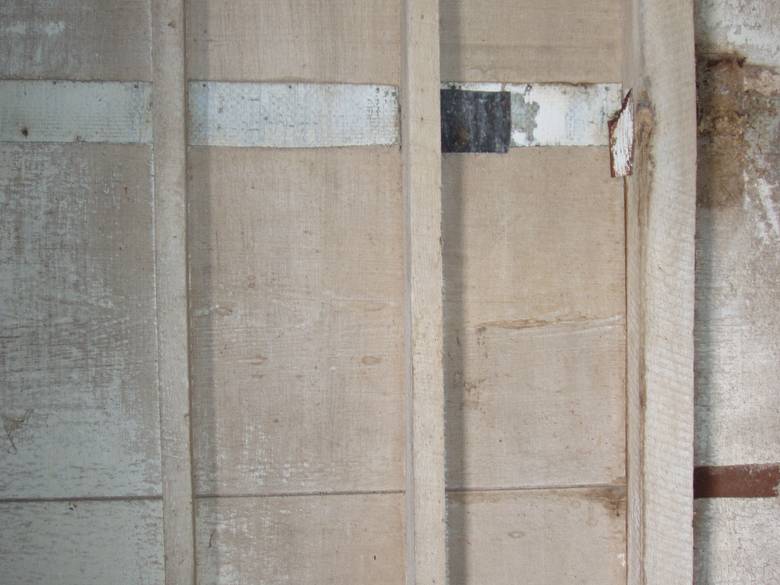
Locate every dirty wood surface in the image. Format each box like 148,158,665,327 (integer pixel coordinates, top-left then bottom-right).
0,144,160,499
438,2,630,584
623,1,697,584
187,147,405,497
440,0,623,83
0,0,151,81
402,0,447,584
196,494,405,585
186,0,400,84
0,500,164,585
442,149,626,490
447,488,627,585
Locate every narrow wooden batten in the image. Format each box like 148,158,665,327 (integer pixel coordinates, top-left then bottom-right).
402,0,447,584
151,1,196,584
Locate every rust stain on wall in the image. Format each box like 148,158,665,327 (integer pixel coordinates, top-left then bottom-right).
697,53,780,210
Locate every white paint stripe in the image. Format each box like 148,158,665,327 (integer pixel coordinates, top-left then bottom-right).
188,82,399,148
507,83,622,147
442,82,622,147
0,81,152,144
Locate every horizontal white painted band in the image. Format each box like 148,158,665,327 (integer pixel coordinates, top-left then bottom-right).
188,82,399,148
443,82,622,147
0,81,152,144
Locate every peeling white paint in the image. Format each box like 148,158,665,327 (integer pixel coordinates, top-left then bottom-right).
442,82,622,147
188,82,399,148
609,91,634,177
0,81,152,144
507,83,622,147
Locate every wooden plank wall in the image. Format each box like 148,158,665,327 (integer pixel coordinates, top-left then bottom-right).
439,2,628,584
0,1,164,583
186,1,407,583
0,1,706,584
693,0,780,582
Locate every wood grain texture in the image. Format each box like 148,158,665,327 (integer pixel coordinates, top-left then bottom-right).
0,0,151,81
188,147,405,496
440,0,623,84
151,0,195,583
196,494,405,585
442,148,625,490
447,488,627,585
0,144,160,499
623,1,697,583
0,500,164,585
694,498,780,584
186,0,401,84
403,0,447,583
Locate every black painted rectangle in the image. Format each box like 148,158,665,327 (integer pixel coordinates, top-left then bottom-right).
441,89,511,153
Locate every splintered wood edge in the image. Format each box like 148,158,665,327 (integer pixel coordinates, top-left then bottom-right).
609,90,634,177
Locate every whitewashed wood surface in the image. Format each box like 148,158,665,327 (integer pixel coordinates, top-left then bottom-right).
0,500,164,585
0,0,152,81
0,143,160,498
0,81,152,144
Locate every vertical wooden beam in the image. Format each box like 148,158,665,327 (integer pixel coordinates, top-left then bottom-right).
402,1,446,585
624,1,697,584
151,1,195,584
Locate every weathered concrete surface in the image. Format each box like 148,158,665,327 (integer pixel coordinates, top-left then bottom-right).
694,2,780,469
694,1,780,583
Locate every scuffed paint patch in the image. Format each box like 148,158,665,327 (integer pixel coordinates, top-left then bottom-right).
0,81,152,144
609,91,634,177
507,83,622,147
441,82,622,148
511,91,541,144
188,82,399,148
440,89,511,153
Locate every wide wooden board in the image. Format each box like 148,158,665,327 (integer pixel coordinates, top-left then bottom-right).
0,500,164,585
0,144,160,498
447,488,627,585
186,0,401,84
440,0,623,83
188,147,405,496
196,493,404,585
0,0,151,81
442,148,625,489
